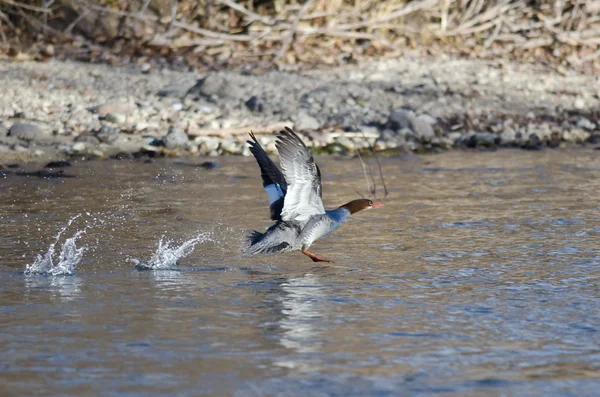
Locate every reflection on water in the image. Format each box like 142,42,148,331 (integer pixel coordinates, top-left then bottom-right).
24,275,83,301
1,149,600,396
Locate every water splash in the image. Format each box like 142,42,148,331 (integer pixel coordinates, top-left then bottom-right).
24,216,86,276
131,233,211,271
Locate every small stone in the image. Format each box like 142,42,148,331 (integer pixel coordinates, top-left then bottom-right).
72,142,86,152
199,161,218,170
295,112,320,131
576,118,596,130
45,160,72,168
563,128,590,143
134,122,149,132
500,129,516,144
523,133,543,151
74,134,100,144
220,139,239,154
335,135,355,151
574,98,586,110
172,103,183,111
103,112,127,124
387,108,415,131
162,127,188,149
411,117,436,139
140,63,152,73
198,138,220,154
42,44,55,57
93,103,120,116
245,96,264,113
416,114,437,125
97,125,120,143
462,132,499,148
188,76,243,100
7,123,49,141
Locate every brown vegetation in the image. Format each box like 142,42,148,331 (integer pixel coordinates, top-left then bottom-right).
1,0,599,72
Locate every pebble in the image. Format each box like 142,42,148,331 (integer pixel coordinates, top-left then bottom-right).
245,96,264,113
563,128,590,143
411,117,436,139
7,123,49,141
574,98,586,110
576,118,596,130
72,142,86,152
162,127,188,149
387,108,414,131
335,135,355,151
103,112,127,124
295,112,320,131
45,160,72,168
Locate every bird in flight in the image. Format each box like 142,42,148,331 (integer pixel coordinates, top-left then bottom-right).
246,128,384,263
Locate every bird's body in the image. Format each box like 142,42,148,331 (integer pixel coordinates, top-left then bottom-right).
246,128,383,262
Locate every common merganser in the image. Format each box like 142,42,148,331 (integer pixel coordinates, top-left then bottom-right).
246,128,384,263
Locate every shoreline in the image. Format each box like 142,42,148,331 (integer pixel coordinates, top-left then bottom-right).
1,56,599,163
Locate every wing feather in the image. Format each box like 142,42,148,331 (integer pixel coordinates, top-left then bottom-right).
275,128,325,222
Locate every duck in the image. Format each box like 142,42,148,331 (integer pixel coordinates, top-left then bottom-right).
246,127,384,263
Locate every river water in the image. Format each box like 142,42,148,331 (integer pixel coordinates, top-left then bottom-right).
1,149,599,396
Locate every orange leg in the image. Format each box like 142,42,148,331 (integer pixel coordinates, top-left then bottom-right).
302,250,335,263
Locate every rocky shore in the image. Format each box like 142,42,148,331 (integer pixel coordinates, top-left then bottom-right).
1,56,599,162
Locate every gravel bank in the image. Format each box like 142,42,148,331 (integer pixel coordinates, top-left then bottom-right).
1,56,599,161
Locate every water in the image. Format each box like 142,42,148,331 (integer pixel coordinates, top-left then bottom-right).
1,149,599,396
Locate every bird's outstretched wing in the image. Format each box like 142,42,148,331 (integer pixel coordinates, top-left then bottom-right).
247,132,287,220
275,127,325,222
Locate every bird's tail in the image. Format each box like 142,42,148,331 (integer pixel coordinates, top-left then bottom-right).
246,230,291,254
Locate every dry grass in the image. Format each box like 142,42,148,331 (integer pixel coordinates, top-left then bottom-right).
1,0,599,71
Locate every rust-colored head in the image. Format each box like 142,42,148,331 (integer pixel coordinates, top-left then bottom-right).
341,198,385,214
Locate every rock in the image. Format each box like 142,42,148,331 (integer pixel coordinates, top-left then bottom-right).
387,108,415,131
172,103,183,111
500,128,516,144
0,121,8,136
7,123,49,141
245,96,264,113
72,142,86,152
112,152,134,160
576,118,596,130
96,125,121,143
416,114,437,126
162,127,188,149
523,133,543,150
42,44,55,57
0,144,10,153
574,97,586,110
199,161,218,170
140,63,152,73
103,112,127,124
45,160,72,168
461,132,499,148
220,139,239,154
188,76,243,100
295,112,320,131
93,102,120,116
335,135,355,151
74,134,100,145
563,128,590,143
411,116,436,139
197,138,220,154
157,84,189,98
134,122,149,132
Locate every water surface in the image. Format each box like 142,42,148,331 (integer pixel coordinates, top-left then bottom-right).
1,149,600,396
